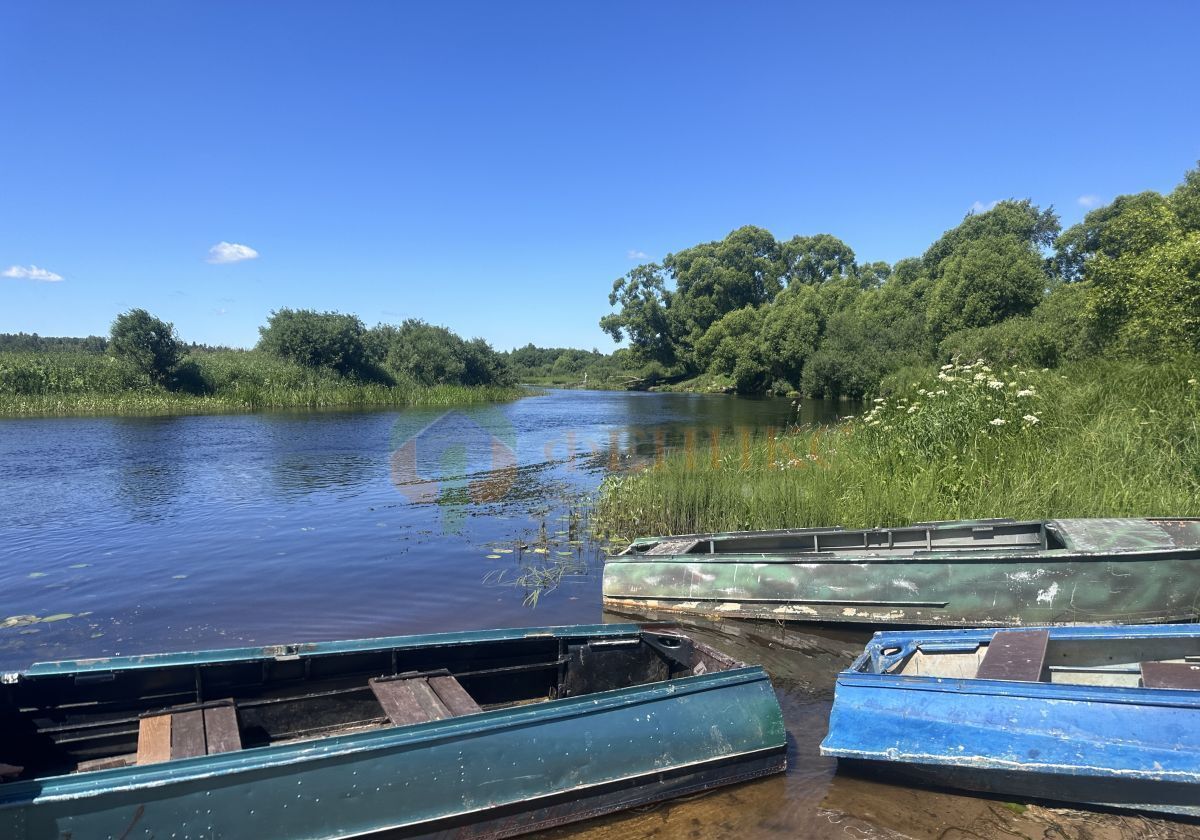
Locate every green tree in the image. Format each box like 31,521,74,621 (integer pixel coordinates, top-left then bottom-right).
258,309,370,376
599,263,678,368
108,309,184,385
923,199,1060,279
926,234,1045,341
781,233,857,286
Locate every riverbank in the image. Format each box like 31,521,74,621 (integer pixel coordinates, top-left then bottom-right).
0,350,525,416
594,358,1200,538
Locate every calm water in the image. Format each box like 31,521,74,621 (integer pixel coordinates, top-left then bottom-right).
0,390,1192,839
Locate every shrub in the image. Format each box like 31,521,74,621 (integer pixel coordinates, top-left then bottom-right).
109,309,184,385
258,309,370,376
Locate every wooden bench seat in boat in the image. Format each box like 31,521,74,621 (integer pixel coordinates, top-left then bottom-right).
369,672,481,726
1140,661,1200,689
137,699,241,765
975,629,1049,682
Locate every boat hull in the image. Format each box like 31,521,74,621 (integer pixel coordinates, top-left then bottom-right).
603,550,1200,626
820,625,1200,817
0,625,787,839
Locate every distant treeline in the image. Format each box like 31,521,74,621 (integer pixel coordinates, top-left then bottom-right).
0,310,519,415
600,163,1200,397
501,345,639,387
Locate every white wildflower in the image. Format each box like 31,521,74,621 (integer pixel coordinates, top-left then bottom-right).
973,372,987,382
935,389,948,396
1016,389,1035,397
1189,378,1198,385
938,372,952,381
981,365,992,373
917,388,927,396
907,405,919,414
940,363,954,371
1023,414,1040,424
987,380,1004,390
873,398,886,404
989,418,1006,426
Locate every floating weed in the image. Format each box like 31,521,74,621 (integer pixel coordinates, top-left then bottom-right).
2,615,40,629
485,554,502,560
41,613,75,623
68,563,90,569
27,572,47,579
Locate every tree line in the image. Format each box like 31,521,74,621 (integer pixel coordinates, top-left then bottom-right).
36,309,516,392
599,163,1200,397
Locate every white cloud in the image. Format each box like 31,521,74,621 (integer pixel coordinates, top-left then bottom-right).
626,249,650,260
206,241,259,264
2,264,64,282
1077,194,1103,208
969,200,999,215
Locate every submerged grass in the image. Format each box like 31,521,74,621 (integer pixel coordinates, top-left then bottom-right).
594,358,1200,538
0,350,524,416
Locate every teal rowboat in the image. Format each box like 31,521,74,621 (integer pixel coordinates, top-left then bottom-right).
603,518,1200,626
0,624,786,839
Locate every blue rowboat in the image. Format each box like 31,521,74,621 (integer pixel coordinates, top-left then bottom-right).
820,623,1200,817
0,624,786,839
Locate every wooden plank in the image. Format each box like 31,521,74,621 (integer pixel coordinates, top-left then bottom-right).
645,539,699,555
170,709,207,759
370,677,450,726
976,629,1049,682
76,754,135,773
137,714,172,765
203,704,242,754
428,675,482,716
1141,661,1200,689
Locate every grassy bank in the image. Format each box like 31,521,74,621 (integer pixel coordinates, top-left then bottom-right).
0,350,524,416
594,358,1200,538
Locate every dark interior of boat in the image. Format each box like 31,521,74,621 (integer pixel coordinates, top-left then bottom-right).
625,520,1067,557
890,629,1200,689
0,629,736,783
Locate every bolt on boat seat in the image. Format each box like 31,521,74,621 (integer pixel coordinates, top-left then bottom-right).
1140,661,1200,689
369,672,481,726
975,629,1050,682
137,699,242,765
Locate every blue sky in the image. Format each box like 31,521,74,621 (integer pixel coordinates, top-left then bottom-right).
2,2,1198,351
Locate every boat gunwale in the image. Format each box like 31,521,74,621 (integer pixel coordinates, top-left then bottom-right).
603,547,1200,565
832,669,1200,710
12,622,646,678
1,662,776,806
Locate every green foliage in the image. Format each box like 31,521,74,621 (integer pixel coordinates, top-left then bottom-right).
258,309,370,376
599,264,677,368
369,320,513,387
0,348,522,415
108,309,184,385
922,199,1060,278
940,283,1093,367
926,234,1045,341
594,358,1200,538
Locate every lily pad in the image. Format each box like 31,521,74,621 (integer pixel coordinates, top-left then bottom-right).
41,613,75,623
28,572,48,579
485,554,502,560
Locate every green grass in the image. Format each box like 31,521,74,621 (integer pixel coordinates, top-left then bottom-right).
594,358,1200,538
0,350,524,416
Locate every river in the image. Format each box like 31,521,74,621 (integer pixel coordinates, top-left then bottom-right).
0,390,1192,839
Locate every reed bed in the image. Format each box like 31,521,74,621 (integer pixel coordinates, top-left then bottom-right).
0,350,523,416
594,358,1200,539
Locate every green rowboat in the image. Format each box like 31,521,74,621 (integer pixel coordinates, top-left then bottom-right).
0,624,786,839
603,518,1200,627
